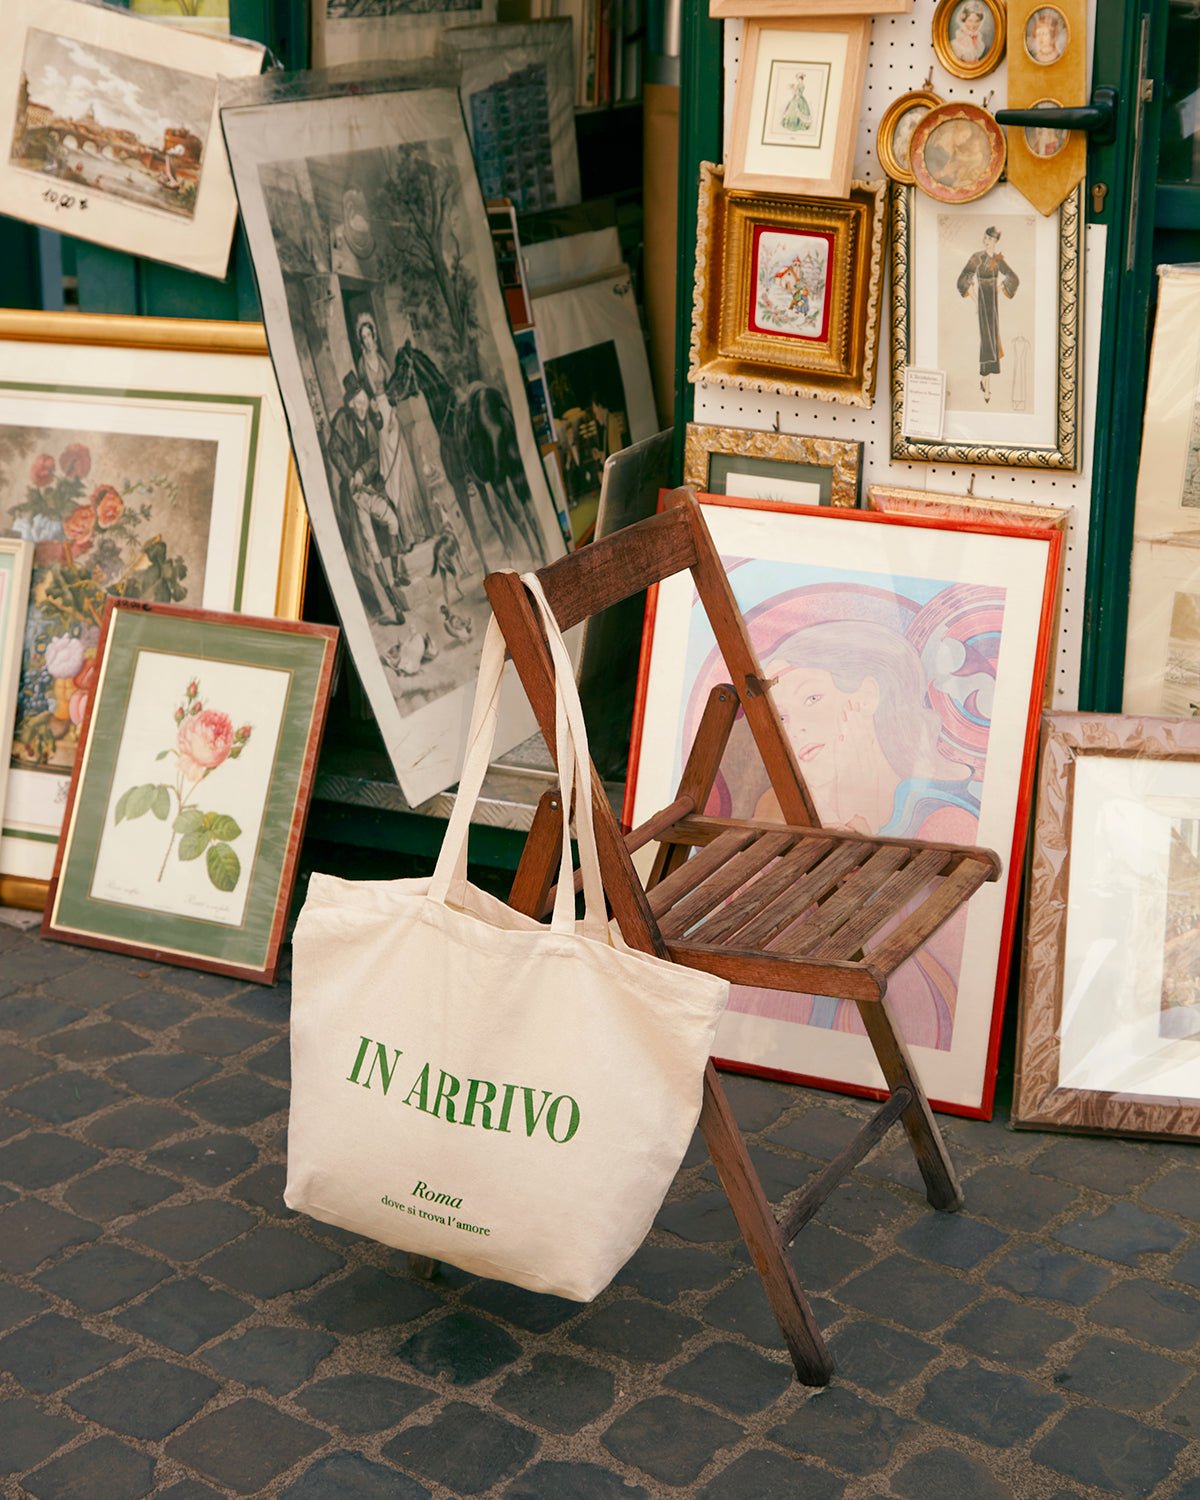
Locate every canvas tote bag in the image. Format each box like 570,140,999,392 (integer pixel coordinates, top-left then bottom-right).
286,574,729,1300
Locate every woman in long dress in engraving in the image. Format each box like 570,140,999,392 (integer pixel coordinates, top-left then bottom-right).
781,74,811,133
355,311,425,550
956,226,1019,403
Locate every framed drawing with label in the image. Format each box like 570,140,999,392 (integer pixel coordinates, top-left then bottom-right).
890,180,1081,468
683,423,862,508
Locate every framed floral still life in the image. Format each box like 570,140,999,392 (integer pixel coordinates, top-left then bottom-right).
43,602,337,984
890,180,1082,468
0,539,34,866
1013,713,1200,1139
683,422,862,508
690,164,886,407
932,0,1007,80
624,495,1062,1117
726,17,871,198
0,311,307,898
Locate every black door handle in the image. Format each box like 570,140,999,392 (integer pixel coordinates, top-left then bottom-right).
995,86,1118,147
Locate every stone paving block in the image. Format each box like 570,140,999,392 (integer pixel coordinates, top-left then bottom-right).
827,1320,938,1394
461,1278,580,1333
282,1452,430,1500
295,1373,434,1434
44,964,144,1007
988,1244,1112,1305
6,1069,125,1123
229,1162,295,1217
85,1102,194,1150
128,1199,255,1259
917,1359,1063,1445
1090,1278,1200,1350
201,1325,337,1395
494,1352,615,1434
0,994,84,1037
947,1296,1075,1369
699,1449,844,1500
1033,1138,1161,1195
0,1108,25,1142
890,1448,1016,1500
175,1015,272,1056
2,943,88,985
35,1241,170,1313
656,1189,739,1243
0,1312,130,1392
613,1243,734,1302
823,1180,917,1238
0,1130,101,1188
603,1393,742,1486
837,1253,979,1331
1171,1480,1200,1500
858,1140,932,1194
175,969,255,999
965,1163,1079,1232
703,1269,837,1350
568,1298,702,1363
201,1225,344,1298
702,1143,815,1201
39,1020,150,1061
165,1397,328,1495
721,1072,798,1133
113,1276,253,1354
895,1212,1008,1269
382,1402,538,1494
148,1132,258,1186
0,1280,47,1332
1167,1243,1200,1292
65,1355,219,1439
0,1395,80,1474
107,991,199,1029
23,1434,156,1500
1031,1405,1187,1496
108,1053,220,1098
179,1073,289,1127
156,1484,225,1500
1141,1166,1200,1222
505,1460,650,1499
664,1340,793,1415
0,1200,101,1273
769,1105,867,1160
63,1163,180,1221
769,1387,914,1474
0,1042,55,1088
1054,1202,1187,1265
789,1221,873,1292
1054,1334,1190,1412
1162,1377,1200,1440
397,1310,523,1384
297,1266,440,1333
249,1038,291,1081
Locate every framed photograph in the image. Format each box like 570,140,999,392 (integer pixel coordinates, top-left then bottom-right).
222,74,567,810
43,602,336,984
1013,712,1200,1139
685,422,862,508
876,89,943,185
625,495,1062,1117
726,17,870,198
313,0,498,68
890,180,1082,468
691,164,886,407
932,0,1007,79
910,102,1006,205
0,311,307,896
0,0,263,279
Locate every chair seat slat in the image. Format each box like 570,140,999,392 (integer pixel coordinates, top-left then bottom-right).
658,831,796,939
646,827,757,917
686,835,836,945
768,845,913,958
811,848,952,961
864,858,996,974
732,840,871,949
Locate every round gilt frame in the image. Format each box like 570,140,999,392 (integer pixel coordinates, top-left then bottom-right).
909,101,1006,205
932,0,1007,80
876,90,944,184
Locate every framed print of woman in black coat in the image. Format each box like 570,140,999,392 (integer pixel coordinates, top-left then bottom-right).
957,225,1019,403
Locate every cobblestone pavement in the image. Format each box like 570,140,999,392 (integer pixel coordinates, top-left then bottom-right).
4,911,1200,1499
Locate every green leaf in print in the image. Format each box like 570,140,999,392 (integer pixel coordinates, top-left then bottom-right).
124,784,160,821
206,841,241,893
206,814,242,842
151,786,171,821
174,808,206,837
177,830,210,862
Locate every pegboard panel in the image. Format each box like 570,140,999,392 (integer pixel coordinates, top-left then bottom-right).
702,0,1101,710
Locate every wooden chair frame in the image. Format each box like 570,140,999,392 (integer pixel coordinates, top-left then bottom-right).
482,487,1001,1385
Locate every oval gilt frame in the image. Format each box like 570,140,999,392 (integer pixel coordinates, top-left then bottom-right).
932,0,1007,80
876,89,943,184
910,101,1006,205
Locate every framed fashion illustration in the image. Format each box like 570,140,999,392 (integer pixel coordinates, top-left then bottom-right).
890,180,1082,468
624,496,1062,1117
691,164,886,406
1013,713,1200,1140
0,311,306,901
876,90,943,185
931,0,1007,80
684,423,863,508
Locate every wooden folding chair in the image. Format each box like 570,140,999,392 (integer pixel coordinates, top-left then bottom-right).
482,486,1002,1385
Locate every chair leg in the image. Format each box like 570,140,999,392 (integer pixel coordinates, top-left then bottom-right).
699,1061,834,1386
854,992,963,1213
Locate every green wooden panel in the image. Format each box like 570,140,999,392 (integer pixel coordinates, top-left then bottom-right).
0,216,42,309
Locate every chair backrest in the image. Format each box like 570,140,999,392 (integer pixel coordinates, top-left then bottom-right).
483,487,819,955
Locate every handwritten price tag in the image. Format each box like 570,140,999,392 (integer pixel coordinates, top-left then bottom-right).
42,188,88,213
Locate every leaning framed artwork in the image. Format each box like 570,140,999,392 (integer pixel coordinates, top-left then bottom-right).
0,311,306,898
684,422,862,507
0,539,33,863
691,164,886,406
890,180,1082,468
312,0,498,68
44,602,337,984
625,495,1062,1117
1013,713,1200,1139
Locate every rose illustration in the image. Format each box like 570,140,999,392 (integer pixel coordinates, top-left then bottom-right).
59,443,91,480
63,504,96,555
91,485,124,528
177,709,234,786
30,453,56,488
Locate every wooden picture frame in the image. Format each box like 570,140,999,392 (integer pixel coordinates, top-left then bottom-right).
0,312,308,908
690,164,886,407
909,102,1006,205
876,90,943,185
625,495,1062,1118
711,0,910,15
932,0,1007,79
726,17,870,199
685,422,862,508
43,601,338,985
1013,712,1200,1139
890,181,1082,468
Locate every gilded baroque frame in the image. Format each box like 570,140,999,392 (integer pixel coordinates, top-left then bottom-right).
684,422,863,507
876,89,943,185
932,0,1007,80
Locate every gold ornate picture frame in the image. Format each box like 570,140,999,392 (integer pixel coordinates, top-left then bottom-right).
690,164,886,406
932,0,1007,79
909,102,1007,204
684,423,862,507
876,89,943,185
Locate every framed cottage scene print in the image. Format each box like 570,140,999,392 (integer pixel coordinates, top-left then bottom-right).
0,312,306,898
684,422,862,508
890,180,1082,468
625,496,1062,1117
44,602,336,984
0,0,264,279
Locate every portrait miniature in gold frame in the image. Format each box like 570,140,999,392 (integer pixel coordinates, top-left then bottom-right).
932,0,1006,79
876,89,943,184
910,102,1006,205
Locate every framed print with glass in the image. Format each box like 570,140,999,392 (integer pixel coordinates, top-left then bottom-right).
0,311,307,900
684,423,862,508
43,602,337,984
691,164,886,406
932,0,1007,79
624,495,1062,1117
1126,267,1200,539
1013,713,1200,1139
726,17,870,198
909,102,1006,205
1123,539,1200,716
890,181,1082,468
876,89,943,185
